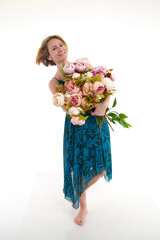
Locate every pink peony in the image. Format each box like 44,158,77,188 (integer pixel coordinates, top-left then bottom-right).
75,58,89,72
63,63,76,76
83,82,93,95
75,62,88,72
71,116,85,125
69,93,82,107
76,58,90,66
91,66,108,80
92,81,105,94
65,80,80,94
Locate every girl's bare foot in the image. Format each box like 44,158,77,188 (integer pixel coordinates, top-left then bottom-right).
74,207,88,226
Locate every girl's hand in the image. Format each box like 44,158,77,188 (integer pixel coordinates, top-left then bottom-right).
91,103,106,116
61,105,69,114
91,95,111,116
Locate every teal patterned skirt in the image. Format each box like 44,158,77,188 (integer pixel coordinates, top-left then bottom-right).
55,79,112,209
63,108,112,209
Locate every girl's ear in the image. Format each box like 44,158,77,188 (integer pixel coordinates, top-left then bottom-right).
47,56,52,61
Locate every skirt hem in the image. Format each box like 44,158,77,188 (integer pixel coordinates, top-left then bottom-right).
63,167,112,210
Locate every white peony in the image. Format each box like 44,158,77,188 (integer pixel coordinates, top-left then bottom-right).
72,72,80,79
102,77,114,91
52,93,64,107
86,72,93,78
64,92,71,104
69,106,82,116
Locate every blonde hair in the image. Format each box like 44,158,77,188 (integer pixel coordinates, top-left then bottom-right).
35,35,68,67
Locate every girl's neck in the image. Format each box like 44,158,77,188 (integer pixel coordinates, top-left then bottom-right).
54,59,72,80
56,59,70,73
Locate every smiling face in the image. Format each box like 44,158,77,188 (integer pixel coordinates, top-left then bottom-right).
47,38,68,65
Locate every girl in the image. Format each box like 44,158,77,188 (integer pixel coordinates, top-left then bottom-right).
36,35,112,226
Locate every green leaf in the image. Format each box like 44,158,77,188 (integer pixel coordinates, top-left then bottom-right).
85,94,95,104
99,93,104,98
105,107,110,113
119,119,128,128
90,74,101,83
119,113,128,119
66,103,72,109
64,78,72,81
96,116,102,126
108,92,114,95
78,114,89,120
124,122,132,128
81,110,85,114
112,98,117,108
75,78,86,87
108,112,117,118
112,116,120,122
108,117,116,124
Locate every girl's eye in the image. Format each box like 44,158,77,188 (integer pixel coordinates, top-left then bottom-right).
53,44,63,50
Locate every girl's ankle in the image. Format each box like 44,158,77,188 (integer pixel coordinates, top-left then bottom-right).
80,202,87,209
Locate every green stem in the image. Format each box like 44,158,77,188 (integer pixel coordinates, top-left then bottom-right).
104,115,114,131
110,110,119,115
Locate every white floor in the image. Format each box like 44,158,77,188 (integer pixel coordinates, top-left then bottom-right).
12,173,160,240
1,172,160,240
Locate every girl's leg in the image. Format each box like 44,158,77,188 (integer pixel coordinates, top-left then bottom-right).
74,170,106,226
85,169,106,191
75,169,106,208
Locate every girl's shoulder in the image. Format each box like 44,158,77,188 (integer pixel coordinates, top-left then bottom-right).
52,72,66,81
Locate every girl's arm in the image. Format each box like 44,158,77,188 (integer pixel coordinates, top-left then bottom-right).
91,95,111,116
48,79,57,95
48,79,69,114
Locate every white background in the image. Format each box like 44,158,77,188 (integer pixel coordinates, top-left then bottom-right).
0,0,160,239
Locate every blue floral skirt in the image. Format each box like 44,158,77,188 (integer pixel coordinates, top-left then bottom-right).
63,108,112,209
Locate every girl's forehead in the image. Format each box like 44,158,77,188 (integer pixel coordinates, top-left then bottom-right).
47,38,62,50
49,38,62,45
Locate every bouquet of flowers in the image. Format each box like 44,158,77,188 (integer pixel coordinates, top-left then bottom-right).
52,58,132,131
